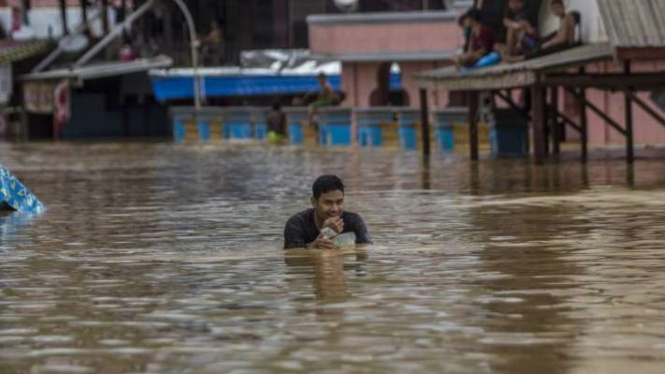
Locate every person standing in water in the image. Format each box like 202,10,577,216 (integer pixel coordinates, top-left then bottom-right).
284,175,372,249
267,101,287,144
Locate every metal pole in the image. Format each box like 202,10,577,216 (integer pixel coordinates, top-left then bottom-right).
419,89,431,157
172,0,202,110
625,60,634,164
468,91,479,161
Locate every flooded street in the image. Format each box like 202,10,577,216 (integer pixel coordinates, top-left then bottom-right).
3,142,665,373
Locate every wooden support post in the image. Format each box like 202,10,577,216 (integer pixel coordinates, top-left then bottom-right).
551,86,560,155
79,0,88,36
101,0,110,35
531,86,546,164
543,87,550,156
468,91,479,161
21,0,30,25
579,67,588,163
58,0,68,35
625,61,634,164
419,89,431,157
495,90,531,121
631,93,665,128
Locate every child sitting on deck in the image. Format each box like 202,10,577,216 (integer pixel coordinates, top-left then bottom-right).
497,0,539,62
452,8,497,68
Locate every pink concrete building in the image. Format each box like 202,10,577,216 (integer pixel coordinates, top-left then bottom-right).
309,0,665,152
308,11,462,109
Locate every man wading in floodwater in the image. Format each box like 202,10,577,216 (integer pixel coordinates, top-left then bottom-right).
284,175,372,249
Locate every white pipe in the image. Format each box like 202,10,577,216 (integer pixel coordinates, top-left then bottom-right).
74,0,156,67
32,10,102,73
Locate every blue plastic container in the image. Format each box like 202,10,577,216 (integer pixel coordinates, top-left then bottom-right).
318,109,352,146
223,109,253,140
490,109,530,157
355,109,393,147
397,109,420,150
285,108,308,145
432,108,467,152
197,116,211,141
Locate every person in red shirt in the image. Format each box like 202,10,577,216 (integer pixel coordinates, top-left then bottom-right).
452,8,497,68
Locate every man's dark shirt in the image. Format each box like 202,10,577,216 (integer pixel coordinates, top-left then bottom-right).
284,209,372,249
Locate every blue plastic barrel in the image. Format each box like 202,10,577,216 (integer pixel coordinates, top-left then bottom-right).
318,108,352,146
355,108,393,147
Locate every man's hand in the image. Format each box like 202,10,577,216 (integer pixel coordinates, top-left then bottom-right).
307,234,335,249
323,216,344,234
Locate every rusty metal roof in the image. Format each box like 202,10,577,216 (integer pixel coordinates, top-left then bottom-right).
0,40,52,64
415,43,613,91
598,0,665,48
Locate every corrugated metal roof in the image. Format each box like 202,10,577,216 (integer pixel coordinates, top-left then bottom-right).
19,55,173,81
415,43,613,91
0,41,52,64
598,0,665,48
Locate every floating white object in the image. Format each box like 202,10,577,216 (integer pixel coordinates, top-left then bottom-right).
332,232,356,249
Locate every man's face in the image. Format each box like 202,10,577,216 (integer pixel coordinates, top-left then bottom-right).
509,0,524,12
551,3,565,17
312,190,344,221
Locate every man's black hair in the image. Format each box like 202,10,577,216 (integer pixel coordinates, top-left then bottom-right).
312,175,344,199
458,7,482,26
272,101,281,111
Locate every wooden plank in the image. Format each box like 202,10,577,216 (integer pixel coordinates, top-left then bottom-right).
531,87,546,164
551,87,560,155
630,92,665,128
617,48,665,60
565,87,627,136
468,91,479,161
543,73,665,90
419,89,431,157
625,61,634,164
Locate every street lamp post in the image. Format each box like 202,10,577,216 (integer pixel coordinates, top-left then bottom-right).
171,0,201,110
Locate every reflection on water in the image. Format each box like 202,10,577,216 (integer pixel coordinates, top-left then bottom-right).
2,142,665,373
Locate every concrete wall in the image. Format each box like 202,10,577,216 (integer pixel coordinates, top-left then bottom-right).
539,0,607,43
308,11,463,55
341,61,450,109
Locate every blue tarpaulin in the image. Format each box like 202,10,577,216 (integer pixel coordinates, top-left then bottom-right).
150,74,402,101
0,165,45,215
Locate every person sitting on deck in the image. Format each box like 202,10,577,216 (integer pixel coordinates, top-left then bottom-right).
452,8,497,68
497,0,539,62
537,0,578,53
308,73,339,126
509,0,579,61
284,175,372,250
